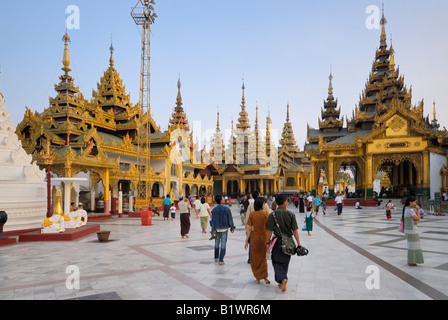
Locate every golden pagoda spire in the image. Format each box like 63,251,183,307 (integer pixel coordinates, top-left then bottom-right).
169,75,189,131
242,79,246,108
280,103,299,152
255,104,259,129
389,35,395,74
380,3,388,48
109,35,115,68
216,107,220,132
266,107,272,157
328,68,334,100
62,32,71,75
433,100,437,120
266,106,272,128
177,75,183,103
236,79,250,132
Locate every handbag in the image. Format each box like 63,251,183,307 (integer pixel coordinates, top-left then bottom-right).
272,212,297,256
398,219,404,233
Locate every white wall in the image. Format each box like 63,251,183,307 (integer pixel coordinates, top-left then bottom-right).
430,152,445,199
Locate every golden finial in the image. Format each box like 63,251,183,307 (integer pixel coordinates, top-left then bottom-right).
286,103,290,123
109,34,115,68
62,32,71,74
176,74,182,104
255,104,259,125
241,78,246,109
328,66,334,97
216,106,220,132
433,100,437,120
380,3,387,47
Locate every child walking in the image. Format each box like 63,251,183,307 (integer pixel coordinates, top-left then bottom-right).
169,204,177,221
385,200,393,220
304,204,315,236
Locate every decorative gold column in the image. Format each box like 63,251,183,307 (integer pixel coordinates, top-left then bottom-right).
104,168,110,214
222,177,227,195
310,162,316,194
328,158,334,196
366,154,373,197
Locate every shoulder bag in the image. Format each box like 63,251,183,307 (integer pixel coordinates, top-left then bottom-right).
272,212,297,256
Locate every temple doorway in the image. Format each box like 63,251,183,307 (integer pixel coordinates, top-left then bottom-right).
376,159,418,198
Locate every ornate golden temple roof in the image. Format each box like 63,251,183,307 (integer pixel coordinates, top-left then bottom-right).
306,8,447,155
169,77,190,131
235,80,251,134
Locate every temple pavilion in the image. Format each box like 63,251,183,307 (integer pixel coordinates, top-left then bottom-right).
16,33,213,215
305,10,448,200
206,81,311,197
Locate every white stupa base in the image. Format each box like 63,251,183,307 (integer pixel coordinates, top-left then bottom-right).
0,182,47,233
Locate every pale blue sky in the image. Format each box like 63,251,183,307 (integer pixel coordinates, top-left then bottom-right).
1,0,447,148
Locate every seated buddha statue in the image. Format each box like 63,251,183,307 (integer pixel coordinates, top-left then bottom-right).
41,187,65,234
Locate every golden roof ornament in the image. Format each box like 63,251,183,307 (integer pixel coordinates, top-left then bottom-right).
109,36,115,68
236,79,250,132
62,32,71,74
380,4,388,48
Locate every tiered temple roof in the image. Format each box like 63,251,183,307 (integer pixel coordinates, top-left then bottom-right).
306,8,447,155
169,77,190,132
319,72,343,133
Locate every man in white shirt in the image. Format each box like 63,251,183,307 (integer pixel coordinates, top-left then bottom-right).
335,193,344,215
306,193,314,208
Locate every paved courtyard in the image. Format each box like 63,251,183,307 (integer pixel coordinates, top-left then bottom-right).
0,202,447,301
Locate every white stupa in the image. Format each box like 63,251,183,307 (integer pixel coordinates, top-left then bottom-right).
0,90,47,232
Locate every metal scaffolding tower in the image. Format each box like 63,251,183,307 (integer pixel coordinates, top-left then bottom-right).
131,0,157,201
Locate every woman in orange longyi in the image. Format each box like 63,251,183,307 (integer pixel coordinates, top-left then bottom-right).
245,197,270,285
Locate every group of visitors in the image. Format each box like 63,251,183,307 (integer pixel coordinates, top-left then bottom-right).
161,194,212,239
293,193,326,214
242,193,302,292
165,191,303,292
158,190,424,294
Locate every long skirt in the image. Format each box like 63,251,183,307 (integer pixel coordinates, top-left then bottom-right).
406,232,424,264
250,233,268,281
163,205,170,219
305,216,313,232
271,238,291,284
180,213,191,236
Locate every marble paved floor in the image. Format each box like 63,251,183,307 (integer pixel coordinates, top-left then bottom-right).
1,203,447,300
